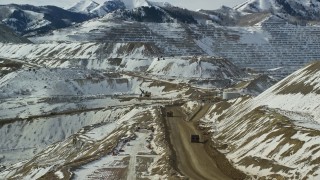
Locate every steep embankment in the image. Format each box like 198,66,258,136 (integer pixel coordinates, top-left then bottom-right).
201,61,320,179
0,106,170,180
231,75,277,96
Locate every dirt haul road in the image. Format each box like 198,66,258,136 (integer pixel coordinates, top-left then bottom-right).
166,105,231,180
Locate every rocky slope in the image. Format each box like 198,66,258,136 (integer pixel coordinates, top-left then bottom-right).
201,61,320,179
231,75,277,96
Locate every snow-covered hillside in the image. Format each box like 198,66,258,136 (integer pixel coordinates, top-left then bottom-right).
235,0,320,21
26,14,320,78
87,0,126,17
231,75,277,96
0,68,132,98
1,1,320,178
235,0,274,13
69,0,150,16
122,0,150,9
201,61,320,179
0,105,170,179
0,42,247,87
68,0,100,14
0,42,161,70
256,61,320,124
0,4,91,36
147,56,247,79
0,65,192,168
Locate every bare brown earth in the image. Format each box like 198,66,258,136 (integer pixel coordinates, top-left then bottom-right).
166,105,232,180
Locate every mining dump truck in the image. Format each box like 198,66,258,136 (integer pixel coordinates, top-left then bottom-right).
191,135,200,143
166,111,173,117
139,88,151,97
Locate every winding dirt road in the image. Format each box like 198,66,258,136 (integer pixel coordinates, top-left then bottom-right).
166,105,231,180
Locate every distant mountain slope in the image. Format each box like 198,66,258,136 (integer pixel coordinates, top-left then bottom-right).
106,6,198,23
122,0,150,9
201,61,320,179
0,42,161,71
68,0,100,14
16,15,320,79
68,0,224,25
147,56,247,79
71,0,126,17
68,0,151,17
199,6,241,26
235,0,320,21
0,1,213,37
0,23,30,43
0,4,92,36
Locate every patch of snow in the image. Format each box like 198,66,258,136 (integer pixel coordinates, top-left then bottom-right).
22,166,53,180
122,0,150,9
54,171,64,179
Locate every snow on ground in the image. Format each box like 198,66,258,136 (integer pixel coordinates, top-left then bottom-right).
0,107,129,166
182,101,199,112
200,62,320,179
68,0,100,14
0,105,169,179
253,62,320,125
0,66,183,167
74,130,156,180
0,42,159,71
229,26,270,44
195,37,215,56
0,67,182,101
54,171,64,179
0,67,188,123
146,23,185,39
147,56,246,79
0,42,100,61
122,0,150,9
0,68,104,97
23,10,51,31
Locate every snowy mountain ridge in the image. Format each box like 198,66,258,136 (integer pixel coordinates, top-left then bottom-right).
235,0,320,21
0,4,92,36
68,0,100,14
68,0,151,16
122,0,150,9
